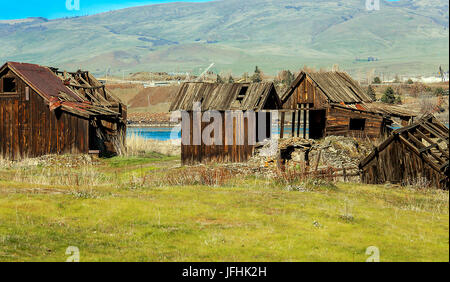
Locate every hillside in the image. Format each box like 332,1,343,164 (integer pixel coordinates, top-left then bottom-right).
0,0,448,77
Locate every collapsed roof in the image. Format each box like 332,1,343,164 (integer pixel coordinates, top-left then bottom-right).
170,82,282,111
360,114,449,189
1,62,125,119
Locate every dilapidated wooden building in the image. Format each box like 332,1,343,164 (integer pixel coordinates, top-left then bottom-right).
170,82,282,164
280,71,415,139
0,62,127,160
359,114,449,189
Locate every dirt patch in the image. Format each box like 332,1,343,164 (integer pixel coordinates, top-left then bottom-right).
127,112,173,125
128,85,180,108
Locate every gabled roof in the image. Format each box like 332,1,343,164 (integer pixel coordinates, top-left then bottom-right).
170,82,281,111
282,71,374,104
3,62,82,102
360,114,449,187
0,62,125,119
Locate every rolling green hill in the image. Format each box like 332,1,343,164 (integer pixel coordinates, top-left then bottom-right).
0,0,448,77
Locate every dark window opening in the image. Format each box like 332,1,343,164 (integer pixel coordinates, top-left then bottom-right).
3,77,16,93
349,118,366,131
237,86,248,101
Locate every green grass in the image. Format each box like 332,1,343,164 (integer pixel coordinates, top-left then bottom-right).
0,155,448,262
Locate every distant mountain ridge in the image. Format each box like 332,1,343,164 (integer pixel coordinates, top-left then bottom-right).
0,0,448,77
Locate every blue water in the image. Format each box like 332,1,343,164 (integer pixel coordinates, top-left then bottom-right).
129,123,449,141
128,127,181,141
128,126,302,141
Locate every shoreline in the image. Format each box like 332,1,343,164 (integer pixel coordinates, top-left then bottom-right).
127,123,179,128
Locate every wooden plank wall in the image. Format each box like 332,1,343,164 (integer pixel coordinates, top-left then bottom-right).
360,139,444,189
0,71,89,160
326,107,383,138
283,76,328,110
181,111,255,165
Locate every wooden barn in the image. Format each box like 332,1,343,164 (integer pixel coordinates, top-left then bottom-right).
359,114,449,189
0,62,127,160
170,82,282,165
280,71,415,139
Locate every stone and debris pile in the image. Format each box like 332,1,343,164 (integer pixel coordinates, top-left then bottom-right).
249,136,376,172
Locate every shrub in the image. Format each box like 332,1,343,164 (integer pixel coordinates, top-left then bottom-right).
434,87,444,96
372,77,381,84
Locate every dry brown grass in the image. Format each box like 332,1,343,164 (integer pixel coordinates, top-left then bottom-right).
126,133,180,157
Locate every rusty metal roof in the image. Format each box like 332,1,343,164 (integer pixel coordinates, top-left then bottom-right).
170,82,281,111
1,61,125,118
329,102,418,119
6,62,82,102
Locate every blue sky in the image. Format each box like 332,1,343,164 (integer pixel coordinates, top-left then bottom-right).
0,0,215,20
0,0,401,20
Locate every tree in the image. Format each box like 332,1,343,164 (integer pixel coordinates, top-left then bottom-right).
228,75,234,83
373,77,381,84
216,74,224,83
251,66,262,83
406,78,414,84
381,87,396,104
241,72,249,82
277,70,295,86
367,85,376,101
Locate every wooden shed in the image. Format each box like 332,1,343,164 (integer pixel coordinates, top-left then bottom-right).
0,62,127,160
280,71,415,139
359,114,449,189
170,82,282,165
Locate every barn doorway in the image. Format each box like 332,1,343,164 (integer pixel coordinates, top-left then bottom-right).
309,110,326,139
89,124,100,152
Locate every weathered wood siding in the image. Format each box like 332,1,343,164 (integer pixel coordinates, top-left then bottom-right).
0,70,89,160
181,111,256,165
282,76,327,110
361,138,444,189
325,107,383,138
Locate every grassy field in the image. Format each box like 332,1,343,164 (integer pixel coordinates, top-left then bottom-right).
0,152,448,262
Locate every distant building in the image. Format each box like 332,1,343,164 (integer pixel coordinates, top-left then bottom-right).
0,62,127,160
